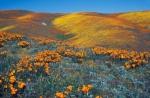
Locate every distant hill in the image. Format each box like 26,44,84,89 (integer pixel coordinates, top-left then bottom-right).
0,10,150,51
53,11,150,51
0,10,64,38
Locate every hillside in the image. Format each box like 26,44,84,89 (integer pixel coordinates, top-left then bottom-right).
0,10,150,98
0,27,150,98
0,10,150,51
0,10,64,38
117,11,150,29
52,12,150,51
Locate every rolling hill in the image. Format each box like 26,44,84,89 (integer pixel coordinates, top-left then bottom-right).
0,10,64,38
52,12,150,50
0,10,150,51
0,10,150,98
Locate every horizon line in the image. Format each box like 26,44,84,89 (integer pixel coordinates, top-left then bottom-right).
0,9,150,14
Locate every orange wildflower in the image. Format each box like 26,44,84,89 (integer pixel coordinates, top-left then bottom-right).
0,79,2,84
39,96,43,98
55,92,66,98
10,87,18,95
18,41,30,48
18,81,26,89
81,84,93,94
9,76,16,84
66,85,73,92
95,96,103,98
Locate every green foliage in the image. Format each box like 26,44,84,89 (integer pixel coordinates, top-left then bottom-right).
55,33,74,40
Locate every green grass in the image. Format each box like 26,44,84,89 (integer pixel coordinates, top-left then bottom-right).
55,33,74,40
0,25,16,31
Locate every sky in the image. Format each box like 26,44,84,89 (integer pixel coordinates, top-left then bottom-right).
0,0,150,13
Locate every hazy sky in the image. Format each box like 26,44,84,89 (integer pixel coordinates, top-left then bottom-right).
0,0,150,13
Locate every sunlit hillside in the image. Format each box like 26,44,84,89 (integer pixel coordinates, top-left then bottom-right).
118,11,150,29
52,12,150,50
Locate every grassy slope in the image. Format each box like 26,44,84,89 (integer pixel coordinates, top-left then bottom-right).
0,25,16,31
0,10,64,38
52,12,150,50
117,11,150,28
0,10,150,50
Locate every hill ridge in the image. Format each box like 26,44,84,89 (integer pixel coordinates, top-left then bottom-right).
0,10,150,51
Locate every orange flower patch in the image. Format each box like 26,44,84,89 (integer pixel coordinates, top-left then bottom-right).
95,96,103,98
81,84,93,94
17,81,26,89
9,76,16,84
34,50,61,63
55,92,66,98
92,47,150,69
18,41,30,48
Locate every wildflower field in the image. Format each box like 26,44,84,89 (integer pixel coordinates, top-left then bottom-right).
0,31,150,98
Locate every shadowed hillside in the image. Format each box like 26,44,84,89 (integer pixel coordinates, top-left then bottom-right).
0,10,64,38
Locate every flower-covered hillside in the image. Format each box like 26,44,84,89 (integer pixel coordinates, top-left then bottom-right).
0,31,150,98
